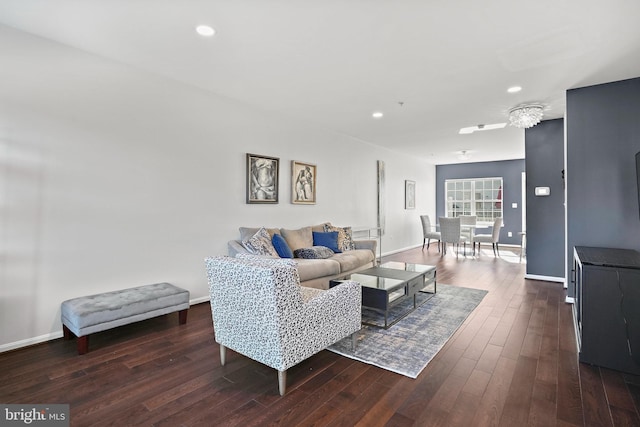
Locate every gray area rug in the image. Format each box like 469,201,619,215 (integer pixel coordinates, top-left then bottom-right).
327,284,488,378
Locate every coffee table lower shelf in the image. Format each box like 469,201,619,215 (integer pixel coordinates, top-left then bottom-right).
331,262,436,329
361,287,435,329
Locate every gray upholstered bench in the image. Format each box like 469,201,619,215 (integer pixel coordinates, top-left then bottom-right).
61,282,190,354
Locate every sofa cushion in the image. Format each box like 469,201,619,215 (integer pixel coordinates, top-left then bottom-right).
272,234,294,258
281,226,313,251
311,222,331,233
324,224,356,252
239,227,281,241
294,258,341,282
312,231,341,253
294,246,335,259
331,249,375,272
242,227,279,257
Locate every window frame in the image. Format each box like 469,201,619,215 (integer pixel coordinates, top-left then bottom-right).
444,177,503,226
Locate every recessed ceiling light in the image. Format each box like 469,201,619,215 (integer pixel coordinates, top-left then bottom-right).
372,112,384,119
457,150,471,160
507,86,522,93
459,123,507,134
196,25,215,37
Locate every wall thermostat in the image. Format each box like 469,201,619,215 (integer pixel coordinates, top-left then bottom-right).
535,187,550,196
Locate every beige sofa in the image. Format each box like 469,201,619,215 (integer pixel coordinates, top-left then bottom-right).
227,223,377,290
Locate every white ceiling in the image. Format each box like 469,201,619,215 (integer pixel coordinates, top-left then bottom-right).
1,0,640,164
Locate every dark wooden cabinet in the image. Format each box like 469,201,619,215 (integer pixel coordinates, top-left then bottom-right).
573,246,640,374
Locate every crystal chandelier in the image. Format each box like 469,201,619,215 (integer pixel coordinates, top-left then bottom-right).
508,104,544,129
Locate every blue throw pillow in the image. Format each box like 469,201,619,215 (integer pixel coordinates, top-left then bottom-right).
312,231,341,253
272,233,293,258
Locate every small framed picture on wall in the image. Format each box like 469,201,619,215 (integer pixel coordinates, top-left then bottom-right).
292,161,316,204
246,153,279,204
405,180,416,209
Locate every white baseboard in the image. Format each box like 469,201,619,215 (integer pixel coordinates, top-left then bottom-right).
0,297,211,354
382,244,423,256
565,296,575,304
190,295,210,305
524,274,565,284
0,331,64,353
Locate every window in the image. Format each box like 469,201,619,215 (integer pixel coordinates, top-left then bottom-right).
445,177,503,225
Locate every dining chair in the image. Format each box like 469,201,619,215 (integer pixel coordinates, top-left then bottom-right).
459,215,477,254
438,217,468,257
420,215,441,252
474,217,503,256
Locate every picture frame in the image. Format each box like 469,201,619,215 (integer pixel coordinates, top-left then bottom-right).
246,153,279,204
405,180,416,209
292,161,317,204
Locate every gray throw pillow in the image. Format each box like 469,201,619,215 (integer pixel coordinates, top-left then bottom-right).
293,246,335,259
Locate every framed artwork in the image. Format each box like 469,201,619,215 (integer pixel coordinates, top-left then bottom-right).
246,153,279,204
292,161,316,204
405,180,416,209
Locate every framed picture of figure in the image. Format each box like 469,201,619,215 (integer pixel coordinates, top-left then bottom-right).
292,161,316,204
405,180,416,209
246,153,279,204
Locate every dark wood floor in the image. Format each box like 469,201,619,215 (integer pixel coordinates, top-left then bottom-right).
2,246,640,426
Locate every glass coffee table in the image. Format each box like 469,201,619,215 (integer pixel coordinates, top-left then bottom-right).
331,261,436,329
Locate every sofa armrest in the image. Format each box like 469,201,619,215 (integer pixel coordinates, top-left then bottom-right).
298,280,361,339
354,239,377,258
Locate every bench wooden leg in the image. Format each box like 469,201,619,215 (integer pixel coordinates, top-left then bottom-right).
63,324,72,340
178,309,188,325
77,336,89,355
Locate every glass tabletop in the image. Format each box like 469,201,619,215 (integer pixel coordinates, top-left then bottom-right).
378,261,435,273
348,273,405,291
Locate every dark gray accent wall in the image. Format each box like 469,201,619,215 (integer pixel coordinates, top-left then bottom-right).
566,76,640,297
525,119,565,278
436,159,525,245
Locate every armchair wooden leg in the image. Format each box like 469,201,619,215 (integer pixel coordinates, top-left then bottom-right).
220,344,226,366
422,238,426,250
278,370,287,396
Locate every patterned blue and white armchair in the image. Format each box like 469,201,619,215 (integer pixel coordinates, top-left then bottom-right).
205,256,361,395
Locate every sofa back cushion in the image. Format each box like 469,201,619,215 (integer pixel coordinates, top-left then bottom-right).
311,222,331,233
280,226,313,251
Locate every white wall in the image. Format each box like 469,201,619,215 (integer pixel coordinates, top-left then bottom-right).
0,25,436,350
